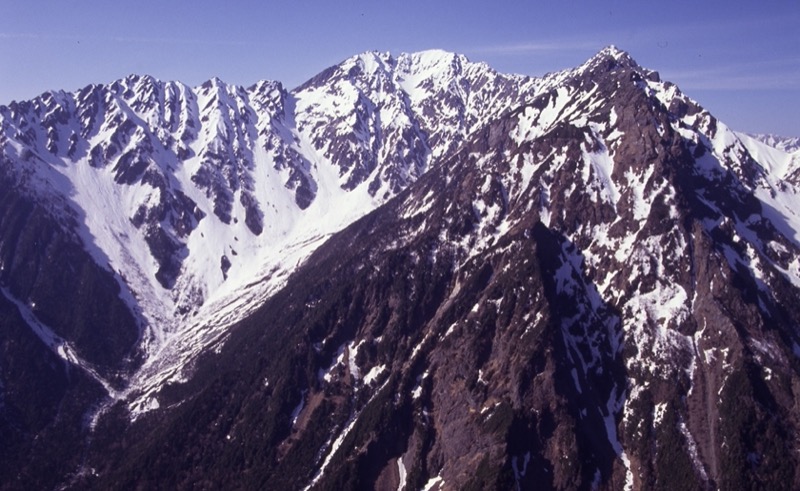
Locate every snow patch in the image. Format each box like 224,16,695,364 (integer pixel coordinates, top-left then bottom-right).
363,364,386,385
291,389,308,427
422,474,444,491
397,456,407,491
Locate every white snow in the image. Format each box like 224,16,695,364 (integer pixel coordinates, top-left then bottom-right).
621,451,633,491
291,389,308,427
678,420,709,482
320,344,347,383
653,402,667,426
397,456,407,491
583,145,620,209
347,339,365,381
737,132,798,180
422,474,444,491
411,370,430,400
443,322,458,338
363,364,386,385
625,165,657,222
510,85,598,145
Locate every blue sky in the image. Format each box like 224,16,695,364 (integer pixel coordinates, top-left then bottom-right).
1,1,798,135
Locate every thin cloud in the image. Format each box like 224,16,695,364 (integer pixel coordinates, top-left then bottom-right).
0,32,46,40
672,73,800,91
636,13,800,42
469,41,599,55
104,35,250,47
464,14,799,59
665,57,800,90
0,32,249,47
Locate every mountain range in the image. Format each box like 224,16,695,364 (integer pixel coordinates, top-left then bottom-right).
1,46,800,490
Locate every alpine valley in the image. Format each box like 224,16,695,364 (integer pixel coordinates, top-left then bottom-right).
2,46,800,490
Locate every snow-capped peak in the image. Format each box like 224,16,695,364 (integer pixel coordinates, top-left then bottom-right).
577,45,643,76
598,44,633,61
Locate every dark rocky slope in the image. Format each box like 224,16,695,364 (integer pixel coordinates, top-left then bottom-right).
0,167,140,489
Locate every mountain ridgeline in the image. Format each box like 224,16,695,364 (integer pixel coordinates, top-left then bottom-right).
1,47,800,490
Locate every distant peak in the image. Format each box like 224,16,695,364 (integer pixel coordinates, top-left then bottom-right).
393,49,477,80
351,50,391,63
110,73,158,90
401,49,468,66
340,50,394,78
599,45,630,59
592,45,638,67
199,76,228,91
128,73,158,84
411,48,459,60
248,79,284,94
747,133,800,153
574,45,662,82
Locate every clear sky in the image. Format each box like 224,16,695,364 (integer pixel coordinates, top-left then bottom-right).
1,1,798,136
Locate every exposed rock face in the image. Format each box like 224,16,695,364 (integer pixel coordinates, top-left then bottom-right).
1,47,800,490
